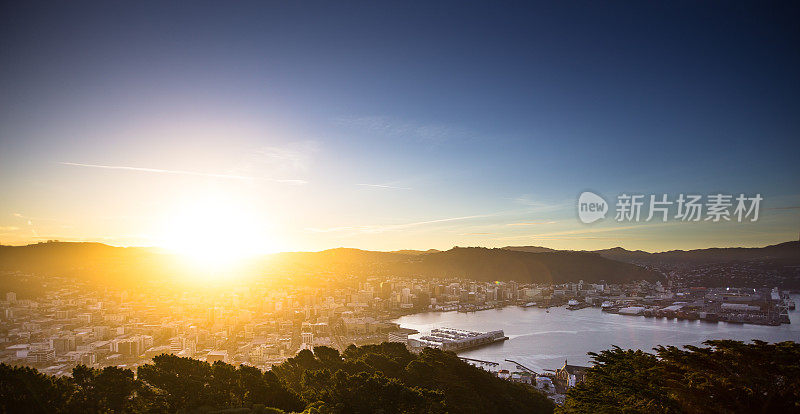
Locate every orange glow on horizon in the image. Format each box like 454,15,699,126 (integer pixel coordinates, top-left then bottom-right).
156,194,278,274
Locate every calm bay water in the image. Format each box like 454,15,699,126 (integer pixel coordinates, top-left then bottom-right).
393,295,800,372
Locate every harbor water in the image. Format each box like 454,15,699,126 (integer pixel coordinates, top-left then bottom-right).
393,294,800,372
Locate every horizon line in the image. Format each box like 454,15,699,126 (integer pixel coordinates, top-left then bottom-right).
1,238,795,255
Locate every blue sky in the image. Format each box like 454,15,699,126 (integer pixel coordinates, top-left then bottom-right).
1,1,798,252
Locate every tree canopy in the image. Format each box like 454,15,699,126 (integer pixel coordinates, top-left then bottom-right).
560,340,800,414
6,340,794,413
0,342,553,413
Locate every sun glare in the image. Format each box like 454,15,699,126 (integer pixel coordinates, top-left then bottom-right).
158,196,275,270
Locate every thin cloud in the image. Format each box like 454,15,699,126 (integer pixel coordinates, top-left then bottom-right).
59,162,306,184
12,213,60,222
273,179,309,185
493,222,673,241
372,213,496,232
305,226,358,233
335,116,467,144
254,144,315,172
510,236,645,241
11,212,47,238
506,221,557,226
357,183,412,190
307,213,497,234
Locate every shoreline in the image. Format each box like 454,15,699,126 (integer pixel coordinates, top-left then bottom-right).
392,295,800,369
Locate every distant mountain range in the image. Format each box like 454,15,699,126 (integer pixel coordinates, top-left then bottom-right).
1,241,797,290
588,241,800,265
503,241,800,266
266,246,657,284
0,242,657,287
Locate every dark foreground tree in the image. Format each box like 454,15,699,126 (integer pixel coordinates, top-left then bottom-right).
560,340,800,414
0,344,552,413
136,354,305,413
68,365,143,412
0,364,72,413
272,343,554,414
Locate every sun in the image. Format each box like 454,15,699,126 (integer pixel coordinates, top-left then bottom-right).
158,196,275,270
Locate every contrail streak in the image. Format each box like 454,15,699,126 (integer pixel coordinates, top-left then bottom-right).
59,162,307,184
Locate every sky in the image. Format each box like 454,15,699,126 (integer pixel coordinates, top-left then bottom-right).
1,1,799,253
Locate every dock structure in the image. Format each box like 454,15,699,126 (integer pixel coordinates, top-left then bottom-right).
457,303,498,313
408,327,508,352
459,356,500,367
504,359,537,374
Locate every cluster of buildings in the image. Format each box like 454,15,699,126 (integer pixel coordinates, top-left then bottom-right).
664,261,799,290
0,269,792,382
466,357,588,405
0,272,583,375
600,286,793,325
0,271,424,375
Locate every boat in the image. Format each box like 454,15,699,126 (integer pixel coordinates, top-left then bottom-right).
700,312,719,322
618,306,646,315
601,301,613,308
519,302,537,308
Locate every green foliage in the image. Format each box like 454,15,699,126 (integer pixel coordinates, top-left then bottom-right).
0,354,303,413
560,340,800,414
0,344,554,413
11,341,796,414
136,354,305,413
4,338,799,414
271,343,553,414
559,347,677,414
67,365,144,412
405,347,553,413
0,364,73,413
299,369,445,413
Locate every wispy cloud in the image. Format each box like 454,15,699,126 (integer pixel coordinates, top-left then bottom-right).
17,215,39,237
307,213,497,234
506,221,557,226
60,162,253,179
335,116,467,144
238,142,318,174
59,162,307,184
12,213,61,222
254,145,313,171
512,195,571,210
271,179,308,185
511,236,645,241
494,222,673,241
357,183,412,190
304,226,354,233
0,226,19,232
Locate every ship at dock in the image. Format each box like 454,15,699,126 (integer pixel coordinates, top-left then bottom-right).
408,327,508,352
567,299,590,310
